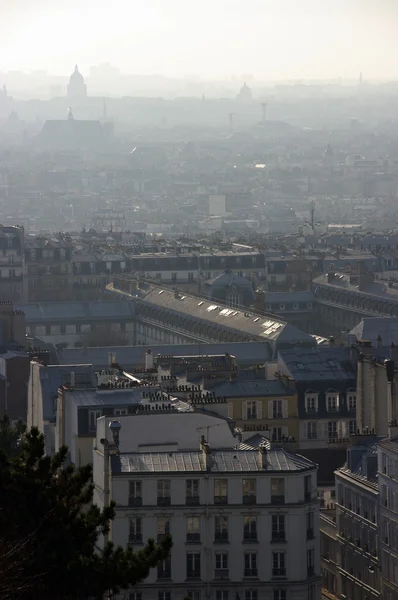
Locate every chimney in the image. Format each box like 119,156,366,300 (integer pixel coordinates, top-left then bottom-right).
257,444,268,469
145,349,154,370
70,370,75,388
200,435,212,471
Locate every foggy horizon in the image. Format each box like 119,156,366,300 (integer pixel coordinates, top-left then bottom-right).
2,0,398,81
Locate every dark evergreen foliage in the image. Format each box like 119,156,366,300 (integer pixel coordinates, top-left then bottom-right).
0,426,172,599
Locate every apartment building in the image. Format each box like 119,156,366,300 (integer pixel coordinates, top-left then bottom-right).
378,436,398,598
0,224,25,302
93,412,321,600
275,347,357,450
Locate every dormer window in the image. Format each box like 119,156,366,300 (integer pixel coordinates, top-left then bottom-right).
326,393,339,412
348,394,356,411
305,393,318,413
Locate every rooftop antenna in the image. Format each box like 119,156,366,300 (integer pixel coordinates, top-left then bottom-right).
260,101,267,122
67,106,74,121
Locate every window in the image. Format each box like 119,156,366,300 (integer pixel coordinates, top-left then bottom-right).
271,478,285,504
89,410,101,431
272,552,286,577
305,394,318,413
306,422,317,440
157,480,171,505
306,512,314,539
215,552,228,574
279,304,285,310
216,592,228,600
129,481,142,506
307,585,316,600
158,593,170,600
272,515,285,541
171,272,177,282
246,400,257,419
244,552,258,577
243,515,257,542
243,478,256,504
129,517,142,543
188,272,194,281
347,394,356,411
349,420,356,435
157,557,171,580
245,592,258,600
188,592,201,600
328,422,337,439
30,249,36,260
114,408,128,416
326,394,339,412
215,516,229,542
214,479,228,504
273,591,286,600
304,475,312,501
307,549,314,576
186,479,200,505
129,594,142,600
273,399,283,419
186,552,201,579
155,273,162,280
186,516,201,543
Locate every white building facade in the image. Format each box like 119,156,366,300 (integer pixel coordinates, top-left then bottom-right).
93,413,321,600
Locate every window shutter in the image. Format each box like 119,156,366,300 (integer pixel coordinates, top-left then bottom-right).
227,403,233,420
282,399,288,419
256,400,263,420
268,400,273,419
242,401,248,420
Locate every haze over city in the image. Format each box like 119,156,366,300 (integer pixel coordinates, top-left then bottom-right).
2,0,398,80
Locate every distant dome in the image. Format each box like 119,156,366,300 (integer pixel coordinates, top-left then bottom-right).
70,65,84,84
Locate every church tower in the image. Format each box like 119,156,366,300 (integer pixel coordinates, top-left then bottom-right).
67,65,87,99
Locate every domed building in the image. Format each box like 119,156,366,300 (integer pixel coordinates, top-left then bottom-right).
67,65,87,99
236,81,252,102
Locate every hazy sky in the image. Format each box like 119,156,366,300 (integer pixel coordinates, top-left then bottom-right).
1,0,397,80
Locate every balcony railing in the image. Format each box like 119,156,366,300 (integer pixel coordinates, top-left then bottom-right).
157,496,171,506
272,568,286,577
128,497,142,507
243,532,258,542
244,568,258,577
215,532,229,543
186,495,200,506
186,570,201,579
271,495,285,505
186,533,201,543
214,568,229,579
271,531,286,542
243,495,256,505
214,495,228,505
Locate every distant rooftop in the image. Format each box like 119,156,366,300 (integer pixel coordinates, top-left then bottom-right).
279,346,356,381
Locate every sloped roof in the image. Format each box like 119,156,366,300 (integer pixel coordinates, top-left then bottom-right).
351,318,398,345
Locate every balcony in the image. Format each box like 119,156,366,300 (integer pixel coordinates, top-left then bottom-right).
273,412,284,419
271,495,285,505
128,497,142,507
186,570,201,580
272,568,286,577
243,533,258,543
186,495,200,506
271,532,286,542
244,568,258,578
157,496,171,506
186,533,201,543
243,495,256,505
214,495,228,506
214,569,229,579
129,534,143,544
215,532,229,543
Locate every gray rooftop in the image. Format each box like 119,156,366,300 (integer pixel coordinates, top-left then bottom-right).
205,379,292,398
112,448,315,474
39,364,97,419
18,300,135,322
57,342,273,368
313,272,398,302
350,318,398,345
279,346,356,381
